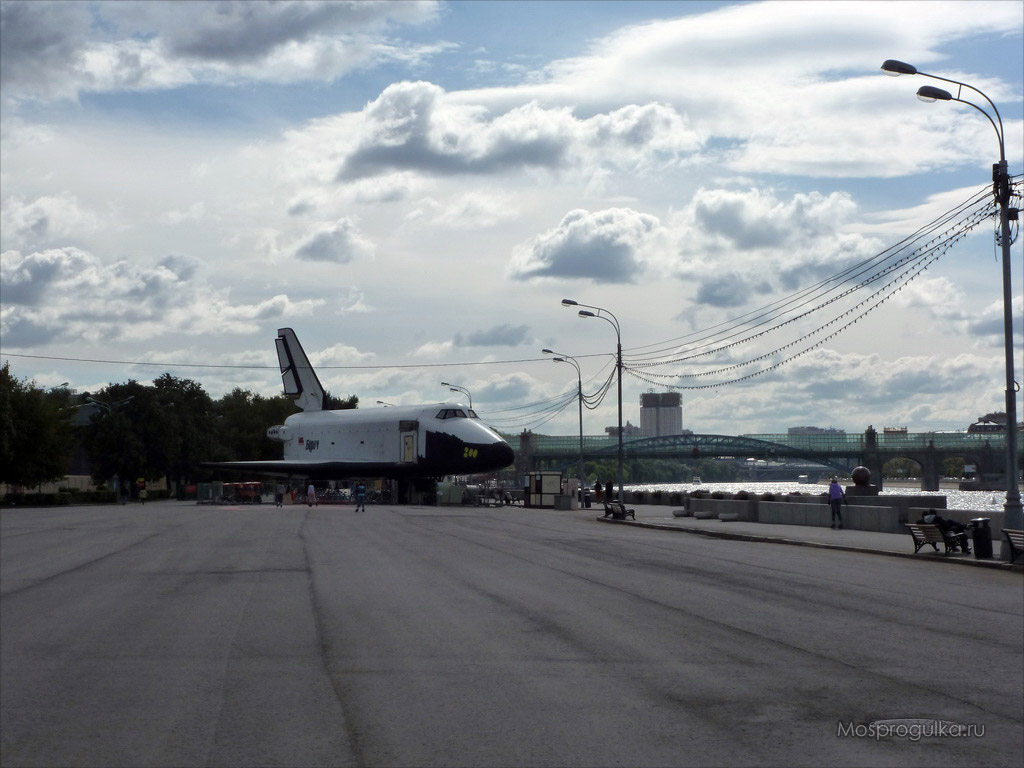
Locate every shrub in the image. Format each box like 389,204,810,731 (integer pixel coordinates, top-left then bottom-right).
711,491,726,499
760,492,776,501
735,490,750,500
669,492,682,505
690,489,707,499
651,490,663,502
633,491,646,503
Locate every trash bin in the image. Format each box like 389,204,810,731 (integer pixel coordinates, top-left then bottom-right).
970,518,992,559
583,492,591,509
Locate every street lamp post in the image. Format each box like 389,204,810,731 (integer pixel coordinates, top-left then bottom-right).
441,382,472,408
86,395,135,415
882,60,1022,556
543,348,586,503
562,299,624,504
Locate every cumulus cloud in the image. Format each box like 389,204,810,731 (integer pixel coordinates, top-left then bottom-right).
117,0,437,64
0,1,93,101
669,186,883,304
1,0,444,102
293,218,375,263
0,193,103,250
508,207,668,283
335,81,703,180
0,247,322,346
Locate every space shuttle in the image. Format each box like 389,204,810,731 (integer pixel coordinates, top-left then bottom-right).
203,328,515,479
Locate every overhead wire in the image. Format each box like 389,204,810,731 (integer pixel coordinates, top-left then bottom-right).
621,186,1005,390
620,183,995,364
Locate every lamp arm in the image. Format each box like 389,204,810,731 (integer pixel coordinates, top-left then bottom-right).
918,72,1005,158
949,97,1006,163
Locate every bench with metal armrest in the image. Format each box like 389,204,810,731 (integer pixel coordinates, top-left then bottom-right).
1001,528,1024,564
602,501,635,520
905,523,970,555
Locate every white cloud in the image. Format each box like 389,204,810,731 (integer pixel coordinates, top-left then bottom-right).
0,247,323,346
334,81,703,180
0,193,104,250
159,202,206,225
1,0,445,102
412,339,454,357
293,218,375,263
508,207,669,283
405,191,518,229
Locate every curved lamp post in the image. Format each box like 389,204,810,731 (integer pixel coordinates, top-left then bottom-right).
441,382,472,408
86,395,135,415
882,59,1022,554
562,299,624,504
543,348,586,501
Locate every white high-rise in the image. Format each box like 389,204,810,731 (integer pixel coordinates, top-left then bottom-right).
639,392,682,437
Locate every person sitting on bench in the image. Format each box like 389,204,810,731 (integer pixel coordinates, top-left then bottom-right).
918,510,971,554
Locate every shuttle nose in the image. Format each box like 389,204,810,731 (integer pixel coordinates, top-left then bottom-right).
482,439,515,470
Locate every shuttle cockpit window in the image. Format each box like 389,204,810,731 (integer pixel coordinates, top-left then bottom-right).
436,408,470,419
467,409,478,418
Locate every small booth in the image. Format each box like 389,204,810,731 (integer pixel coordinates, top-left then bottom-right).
525,471,562,508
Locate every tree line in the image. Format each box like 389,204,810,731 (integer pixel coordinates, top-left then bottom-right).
0,363,356,492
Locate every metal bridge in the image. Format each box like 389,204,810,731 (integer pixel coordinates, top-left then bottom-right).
513,429,1022,491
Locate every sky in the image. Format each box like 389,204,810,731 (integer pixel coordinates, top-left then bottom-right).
1,0,1022,438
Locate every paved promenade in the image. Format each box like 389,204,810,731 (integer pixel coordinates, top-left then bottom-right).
600,504,1021,569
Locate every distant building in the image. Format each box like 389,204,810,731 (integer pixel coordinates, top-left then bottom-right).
883,426,908,434
606,421,643,439
787,426,846,435
639,392,682,437
968,417,1005,434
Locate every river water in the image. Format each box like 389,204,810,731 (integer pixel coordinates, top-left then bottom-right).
624,481,1008,514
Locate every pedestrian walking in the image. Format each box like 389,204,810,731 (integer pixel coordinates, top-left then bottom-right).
354,481,366,512
307,482,317,507
275,482,285,507
828,477,846,529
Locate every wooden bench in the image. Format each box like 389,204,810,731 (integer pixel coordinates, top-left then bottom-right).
1002,528,1024,564
905,523,969,555
602,501,635,521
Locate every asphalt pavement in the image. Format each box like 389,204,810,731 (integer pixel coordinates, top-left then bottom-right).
2,501,1022,768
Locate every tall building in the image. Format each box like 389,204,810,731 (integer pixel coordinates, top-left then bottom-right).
639,392,682,437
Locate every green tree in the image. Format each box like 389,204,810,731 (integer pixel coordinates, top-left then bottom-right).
82,380,155,489
0,363,74,487
883,457,919,478
152,374,216,490
210,389,298,463
942,457,966,478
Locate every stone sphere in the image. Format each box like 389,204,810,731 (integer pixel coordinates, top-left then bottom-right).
851,466,872,486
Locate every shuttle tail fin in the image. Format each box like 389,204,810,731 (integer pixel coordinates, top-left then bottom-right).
275,327,325,412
